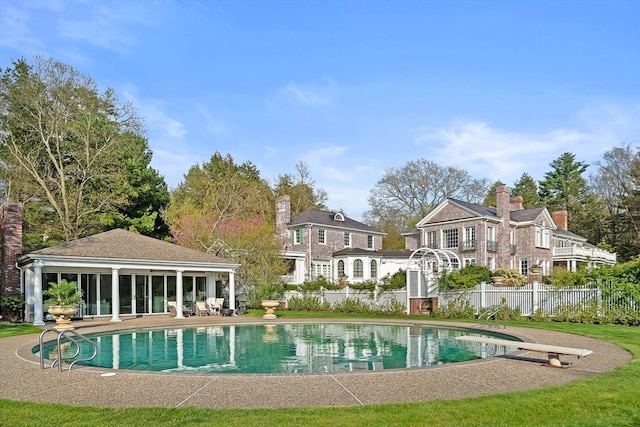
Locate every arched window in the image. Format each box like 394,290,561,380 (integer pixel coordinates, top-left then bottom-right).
338,260,345,277
370,260,377,279
353,259,363,278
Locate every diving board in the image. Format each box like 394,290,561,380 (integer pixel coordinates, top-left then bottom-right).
455,335,593,367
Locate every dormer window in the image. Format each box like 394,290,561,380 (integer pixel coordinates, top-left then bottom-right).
334,213,345,221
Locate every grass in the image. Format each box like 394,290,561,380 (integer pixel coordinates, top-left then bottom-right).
1,317,638,427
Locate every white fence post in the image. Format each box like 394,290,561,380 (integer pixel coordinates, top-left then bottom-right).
480,282,486,308
532,281,540,314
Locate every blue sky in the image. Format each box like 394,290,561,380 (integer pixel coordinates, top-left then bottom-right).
1,0,639,220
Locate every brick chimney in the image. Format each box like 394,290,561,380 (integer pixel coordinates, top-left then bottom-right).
496,185,510,218
552,211,568,230
275,195,291,245
510,196,524,211
0,203,23,295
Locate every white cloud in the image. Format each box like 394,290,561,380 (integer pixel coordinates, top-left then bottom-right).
412,105,639,185
267,78,338,108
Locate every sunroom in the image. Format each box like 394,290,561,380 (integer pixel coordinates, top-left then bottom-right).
18,229,239,326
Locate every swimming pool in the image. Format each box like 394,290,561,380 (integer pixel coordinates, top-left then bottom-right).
39,323,519,374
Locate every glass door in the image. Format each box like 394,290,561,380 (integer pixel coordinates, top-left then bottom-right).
135,275,148,314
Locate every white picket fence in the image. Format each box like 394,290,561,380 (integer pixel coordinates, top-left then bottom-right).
282,281,637,317
438,281,637,316
283,288,407,309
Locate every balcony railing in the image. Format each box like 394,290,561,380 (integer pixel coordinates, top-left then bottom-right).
511,244,517,255
462,240,476,251
553,246,617,264
486,241,498,252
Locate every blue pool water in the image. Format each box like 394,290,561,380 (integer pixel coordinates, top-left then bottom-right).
38,323,518,374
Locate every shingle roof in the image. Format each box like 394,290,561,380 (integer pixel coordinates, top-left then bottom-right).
24,229,234,264
450,199,545,223
288,209,383,234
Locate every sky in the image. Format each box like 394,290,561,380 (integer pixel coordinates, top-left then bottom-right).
1,0,639,220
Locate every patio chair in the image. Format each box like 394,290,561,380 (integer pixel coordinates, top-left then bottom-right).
206,297,224,316
167,301,192,317
195,301,209,316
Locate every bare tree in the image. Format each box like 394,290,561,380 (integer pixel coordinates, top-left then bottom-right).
364,159,489,229
1,56,143,241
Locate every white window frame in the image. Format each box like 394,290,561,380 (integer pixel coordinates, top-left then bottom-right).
318,229,326,244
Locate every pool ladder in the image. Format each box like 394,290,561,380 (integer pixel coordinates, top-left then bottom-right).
38,328,98,372
478,305,507,329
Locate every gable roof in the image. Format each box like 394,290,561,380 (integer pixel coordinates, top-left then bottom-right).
417,198,551,227
288,209,384,235
20,229,236,265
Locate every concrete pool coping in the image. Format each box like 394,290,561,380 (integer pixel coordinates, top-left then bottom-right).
1,316,632,409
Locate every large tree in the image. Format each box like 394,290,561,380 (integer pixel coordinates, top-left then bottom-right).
512,173,543,208
591,143,640,260
0,56,150,242
164,152,287,292
364,159,489,231
273,161,327,216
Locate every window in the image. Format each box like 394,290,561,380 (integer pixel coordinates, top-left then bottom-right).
292,228,304,244
367,235,373,249
344,232,351,247
426,231,437,248
487,227,497,252
312,261,330,280
442,228,458,249
535,226,550,248
520,260,528,276
353,259,363,278
463,226,476,250
337,260,345,277
370,260,377,279
318,229,326,244
487,256,495,271
464,258,476,267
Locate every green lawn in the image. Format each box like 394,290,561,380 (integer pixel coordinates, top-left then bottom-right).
1,317,638,427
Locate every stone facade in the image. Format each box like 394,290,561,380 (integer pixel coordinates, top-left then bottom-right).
0,203,23,295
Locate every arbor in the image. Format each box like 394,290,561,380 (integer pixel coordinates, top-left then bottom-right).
273,161,327,215
364,159,489,231
0,56,153,242
164,152,287,293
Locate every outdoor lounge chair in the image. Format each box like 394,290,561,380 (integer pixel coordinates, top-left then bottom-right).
206,297,224,316
167,301,192,317
195,301,209,316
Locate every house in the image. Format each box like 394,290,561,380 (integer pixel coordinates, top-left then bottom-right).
1,203,239,325
404,184,616,275
276,195,387,284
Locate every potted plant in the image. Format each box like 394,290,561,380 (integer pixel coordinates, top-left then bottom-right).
529,263,542,274
491,268,527,287
44,280,83,329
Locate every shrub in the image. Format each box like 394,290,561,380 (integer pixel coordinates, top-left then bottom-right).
0,292,23,322
332,297,372,313
491,268,527,287
434,296,475,319
440,265,491,290
380,269,406,292
287,295,330,311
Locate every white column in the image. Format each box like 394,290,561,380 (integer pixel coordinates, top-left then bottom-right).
228,272,236,311
33,261,44,326
111,268,121,322
175,269,185,319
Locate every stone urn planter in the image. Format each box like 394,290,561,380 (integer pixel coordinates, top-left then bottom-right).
47,305,78,330
261,300,280,320
44,279,83,330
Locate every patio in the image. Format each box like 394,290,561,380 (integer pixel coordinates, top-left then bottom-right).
1,316,631,409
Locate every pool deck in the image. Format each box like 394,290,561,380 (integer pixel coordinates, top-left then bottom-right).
1,315,632,409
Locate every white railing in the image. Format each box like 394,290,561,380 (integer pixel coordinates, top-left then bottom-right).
439,282,637,316
553,246,617,263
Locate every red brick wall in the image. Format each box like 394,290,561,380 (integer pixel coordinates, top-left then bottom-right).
0,203,23,295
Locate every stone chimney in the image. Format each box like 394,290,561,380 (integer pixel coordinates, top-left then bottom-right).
275,195,291,245
552,210,568,230
0,203,23,295
510,196,524,211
